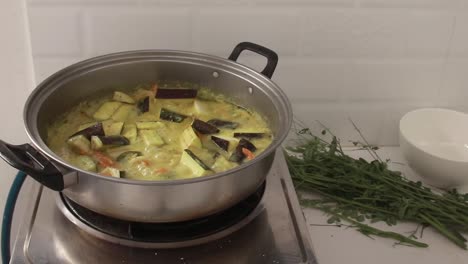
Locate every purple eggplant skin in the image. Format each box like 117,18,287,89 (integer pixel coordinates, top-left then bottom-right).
229,138,257,163
192,119,220,134
138,96,150,113
156,88,197,99
211,136,229,151
98,135,130,146
233,133,265,139
206,119,239,129
159,108,187,123
184,149,211,170
69,123,105,139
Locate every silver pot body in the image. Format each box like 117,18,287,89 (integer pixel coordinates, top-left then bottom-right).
13,47,291,222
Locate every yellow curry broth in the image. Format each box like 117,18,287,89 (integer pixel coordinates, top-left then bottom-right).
47,87,273,181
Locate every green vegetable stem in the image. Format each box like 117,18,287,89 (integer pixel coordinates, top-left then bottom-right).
285,121,468,249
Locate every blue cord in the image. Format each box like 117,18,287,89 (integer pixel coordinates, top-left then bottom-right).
1,171,26,264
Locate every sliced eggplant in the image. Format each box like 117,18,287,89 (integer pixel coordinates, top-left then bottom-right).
229,138,257,163
233,133,265,139
238,138,257,152
98,135,130,146
116,151,142,162
111,104,133,122
138,96,150,113
90,136,104,150
122,123,137,142
139,130,164,146
188,146,217,167
192,119,219,134
230,102,252,115
207,119,239,129
181,149,211,176
77,122,99,132
67,135,91,154
159,108,187,123
70,122,105,139
104,122,124,136
136,121,160,130
211,136,229,151
180,126,202,149
93,101,122,120
113,91,135,104
156,88,197,99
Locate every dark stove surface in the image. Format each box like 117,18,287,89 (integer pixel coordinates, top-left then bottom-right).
10,151,317,264
61,182,265,243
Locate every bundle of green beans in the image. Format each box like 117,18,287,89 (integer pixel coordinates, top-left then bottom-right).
285,127,468,249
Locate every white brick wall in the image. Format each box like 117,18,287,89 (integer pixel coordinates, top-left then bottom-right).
25,0,468,146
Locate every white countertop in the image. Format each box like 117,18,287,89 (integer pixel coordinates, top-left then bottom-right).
302,147,468,264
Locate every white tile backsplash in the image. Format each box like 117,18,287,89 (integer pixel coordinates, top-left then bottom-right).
195,8,300,56
28,8,82,56
360,0,460,8
33,57,84,84
84,8,192,56
342,61,444,102
25,1,468,146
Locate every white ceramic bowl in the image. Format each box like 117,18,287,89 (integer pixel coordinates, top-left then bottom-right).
399,108,468,188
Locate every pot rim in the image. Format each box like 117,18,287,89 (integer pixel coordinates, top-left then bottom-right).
24,49,292,186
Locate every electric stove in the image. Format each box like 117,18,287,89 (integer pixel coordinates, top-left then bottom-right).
9,151,317,263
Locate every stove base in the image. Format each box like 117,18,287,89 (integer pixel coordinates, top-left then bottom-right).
10,151,317,264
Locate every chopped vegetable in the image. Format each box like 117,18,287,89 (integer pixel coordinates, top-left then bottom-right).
188,146,217,167
67,135,91,154
136,121,160,130
116,151,142,162
229,138,256,163
238,138,257,152
137,96,150,113
180,149,210,176
211,136,229,151
93,151,115,167
93,101,122,120
139,130,164,146
154,167,168,174
159,108,187,123
207,119,239,129
113,91,135,104
155,88,197,99
71,122,105,139
100,167,121,178
192,119,220,134
90,136,104,150
180,126,202,149
242,148,255,160
98,135,130,146
121,123,137,142
233,133,265,139
211,155,235,173
73,155,97,172
104,122,124,136
111,104,134,122
78,122,99,132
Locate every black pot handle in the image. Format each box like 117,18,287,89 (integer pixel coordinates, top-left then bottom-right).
0,140,64,191
228,42,278,79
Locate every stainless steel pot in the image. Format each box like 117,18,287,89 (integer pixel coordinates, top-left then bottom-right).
0,42,292,223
